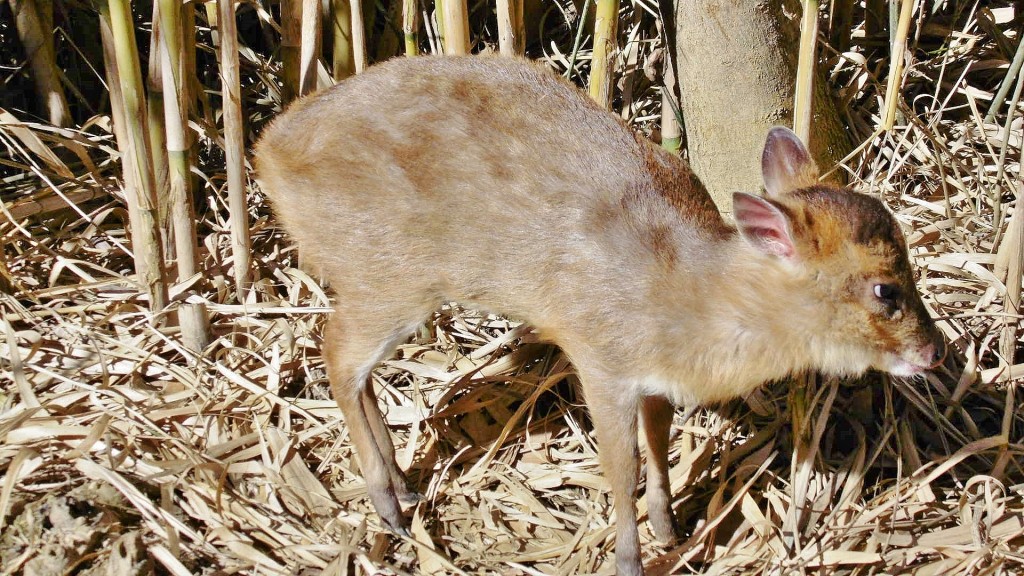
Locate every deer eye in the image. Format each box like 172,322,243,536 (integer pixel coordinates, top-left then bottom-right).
873,283,900,306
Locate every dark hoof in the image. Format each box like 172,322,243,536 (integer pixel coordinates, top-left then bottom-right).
398,490,425,505
384,519,411,538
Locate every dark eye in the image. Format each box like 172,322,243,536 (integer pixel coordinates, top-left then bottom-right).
873,283,900,305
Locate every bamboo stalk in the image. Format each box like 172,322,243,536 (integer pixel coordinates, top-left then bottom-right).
565,0,591,82
882,0,915,130
402,0,419,55
784,373,813,540
218,0,252,299
985,35,1024,124
660,51,681,154
991,176,1019,475
589,0,619,109
496,0,524,56
281,0,302,102
99,5,130,171
160,0,210,351
992,54,1024,235
331,0,355,78
997,193,1022,376
660,95,681,153
440,0,470,55
10,0,71,127
793,0,818,144
349,0,368,71
147,1,173,258
299,0,322,96
103,0,169,311
434,0,446,53
995,114,1024,375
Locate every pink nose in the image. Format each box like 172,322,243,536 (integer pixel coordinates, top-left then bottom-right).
922,340,946,368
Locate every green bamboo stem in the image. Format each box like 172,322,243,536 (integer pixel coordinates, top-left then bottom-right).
160,0,210,351
403,0,419,56
793,0,818,144
218,0,252,299
882,0,915,130
147,1,173,257
985,35,1024,124
991,52,1024,233
564,0,591,82
104,0,169,311
434,0,446,53
589,0,619,109
99,5,129,165
660,53,681,154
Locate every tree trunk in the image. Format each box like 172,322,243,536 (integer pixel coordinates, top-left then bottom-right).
673,0,849,211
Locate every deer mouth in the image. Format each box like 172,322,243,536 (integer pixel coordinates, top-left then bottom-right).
886,355,929,377
885,342,944,377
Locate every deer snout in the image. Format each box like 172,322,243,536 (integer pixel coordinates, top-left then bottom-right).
888,330,947,377
923,334,946,369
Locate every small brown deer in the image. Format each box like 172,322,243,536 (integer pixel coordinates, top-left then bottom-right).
254,55,944,576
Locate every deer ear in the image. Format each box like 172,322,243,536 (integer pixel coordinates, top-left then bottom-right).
762,127,819,196
733,192,797,258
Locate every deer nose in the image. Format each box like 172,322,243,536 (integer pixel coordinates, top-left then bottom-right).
925,337,946,368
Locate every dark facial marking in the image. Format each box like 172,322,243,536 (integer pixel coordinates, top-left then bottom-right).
794,186,904,248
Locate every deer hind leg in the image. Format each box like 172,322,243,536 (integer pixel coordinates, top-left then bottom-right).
323,311,423,535
641,395,678,544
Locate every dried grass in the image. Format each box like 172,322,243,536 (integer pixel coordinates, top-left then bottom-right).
1,1,1023,575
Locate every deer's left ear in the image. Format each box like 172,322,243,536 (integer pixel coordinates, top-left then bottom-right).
733,192,797,259
762,127,819,196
